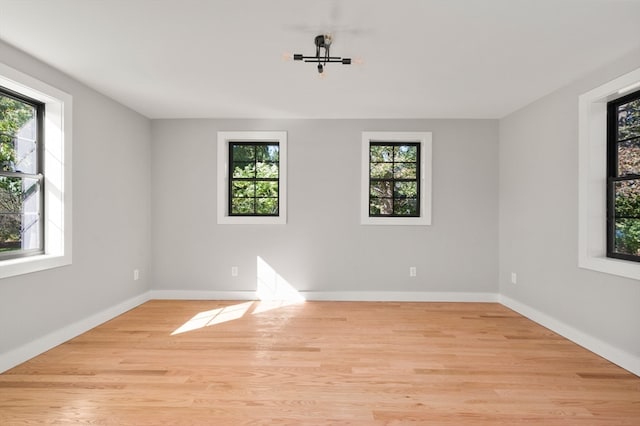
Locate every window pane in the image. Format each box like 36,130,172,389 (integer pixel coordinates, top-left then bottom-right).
232,181,254,198
394,145,417,162
231,197,254,215
232,144,255,161
614,179,640,219
614,218,640,256
255,181,278,197
617,99,640,141
370,163,393,179
618,139,640,176
394,198,418,216
256,162,278,178
232,162,255,178
393,162,417,179
0,176,41,252
370,145,393,162
256,198,278,215
370,181,392,198
394,181,418,198
370,198,393,216
0,94,37,174
255,144,279,162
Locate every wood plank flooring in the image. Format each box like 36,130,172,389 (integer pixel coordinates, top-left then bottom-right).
1,300,639,425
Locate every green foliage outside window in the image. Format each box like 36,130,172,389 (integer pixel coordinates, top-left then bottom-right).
230,143,279,216
0,93,37,249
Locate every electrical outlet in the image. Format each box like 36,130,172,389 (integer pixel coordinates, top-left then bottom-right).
231,266,239,277
133,269,140,281
511,272,517,284
409,266,417,277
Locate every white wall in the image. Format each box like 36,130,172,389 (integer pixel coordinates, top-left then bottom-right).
0,41,152,361
499,48,640,366
151,119,499,299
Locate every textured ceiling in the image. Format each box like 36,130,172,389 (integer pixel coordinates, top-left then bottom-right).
1,0,639,119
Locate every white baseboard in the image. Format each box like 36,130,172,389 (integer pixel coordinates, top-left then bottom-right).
299,291,499,302
149,290,498,303
149,290,257,300
500,295,640,377
0,291,151,373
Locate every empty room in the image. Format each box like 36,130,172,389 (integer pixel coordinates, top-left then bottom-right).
0,0,639,424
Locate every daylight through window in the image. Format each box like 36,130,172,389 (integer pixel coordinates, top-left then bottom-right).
608,89,640,261
229,142,280,216
369,142,420,217
0,87,43,260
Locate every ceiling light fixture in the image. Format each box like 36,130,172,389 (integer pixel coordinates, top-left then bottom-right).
293,34,351,74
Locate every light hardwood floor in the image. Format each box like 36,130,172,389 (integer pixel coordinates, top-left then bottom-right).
1,300,639,425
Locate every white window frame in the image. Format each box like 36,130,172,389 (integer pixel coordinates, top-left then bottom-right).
0,62,72,279
361,131,432,226
578,66,640,280
217,131,287,225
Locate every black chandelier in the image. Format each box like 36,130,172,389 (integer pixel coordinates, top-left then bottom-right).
293,34,351,74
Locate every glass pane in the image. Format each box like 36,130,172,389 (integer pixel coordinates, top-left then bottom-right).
232,162,255,178
394,145,417,162
370,145,393,162
370,163,393,179
614,218,640,256
394,181,418,198
618,139,640,176
231,197,254,215
255,144,279,162
256,198,278,215
0,176,41,252
370,181,392,198
614,180,640,219
256,162,278,178
617,99,640,141
393,163,417,179
232,181,254,198
370,198,393,216
394,198,418,216
255,181,278,198
232,144,255,161
0,94,37,173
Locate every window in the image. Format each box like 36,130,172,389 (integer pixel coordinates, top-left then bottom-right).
361,132,432,225
229,142,280,216
369,142,420,217
0,88,44,260
0,62,72,279
607,89,640,262
217,131,287,225
578,66,640,279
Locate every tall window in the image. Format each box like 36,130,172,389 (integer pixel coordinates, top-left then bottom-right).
0,87,44,260
229,142,279,216
217,131,287,225
607,89,640,262
361,132,432,226
369,142,420,217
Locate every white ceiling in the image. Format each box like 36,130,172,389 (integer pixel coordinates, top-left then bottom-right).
1,0,639,119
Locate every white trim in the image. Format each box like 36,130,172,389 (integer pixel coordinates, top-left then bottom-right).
216,131,287,225
0,292,149,373
150,289,497,303
301,291,497,302
361,131,432,225
500,295,640,377
149,290,257,300
0,62,72,279
578,66,640,280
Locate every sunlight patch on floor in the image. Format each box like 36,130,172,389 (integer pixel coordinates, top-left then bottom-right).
170,257,304,335
171,301,253,335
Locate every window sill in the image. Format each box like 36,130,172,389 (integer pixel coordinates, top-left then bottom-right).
0,253,71,280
